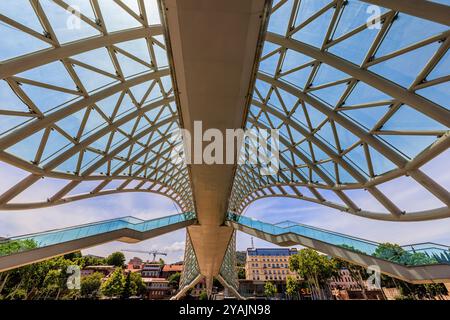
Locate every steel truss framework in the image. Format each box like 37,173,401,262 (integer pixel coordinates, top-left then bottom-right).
0,0,449,297
228,0,450,221
0,0,194,213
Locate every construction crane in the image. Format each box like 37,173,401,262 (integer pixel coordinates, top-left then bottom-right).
122,249,167,262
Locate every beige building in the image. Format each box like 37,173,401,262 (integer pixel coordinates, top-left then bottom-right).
245,248,300,281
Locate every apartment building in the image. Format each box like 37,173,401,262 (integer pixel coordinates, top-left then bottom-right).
245,248,300,281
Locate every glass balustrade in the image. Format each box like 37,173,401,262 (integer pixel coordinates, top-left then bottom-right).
228,213,450,266
0,212,195,257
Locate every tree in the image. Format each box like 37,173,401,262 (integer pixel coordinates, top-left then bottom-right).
158,258,165,266
168,272,181,289
237,266,246,279
285,276,299,300
101,268,124,298
76,255,105,268
80,272,103,299
106,252,125,267
41,269,64,299
129,272,146,297
121,271,146,298
373,243,445,300
122,272,134,299
199,290,208,300
0,239,37,256
373,243,437,266
289,249,338,300
63,251,82,261
264,281,277,299
0,240,75,300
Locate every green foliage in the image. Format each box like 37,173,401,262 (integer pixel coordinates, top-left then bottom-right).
0,239,37,256
199,290,208,300
285,276,299,299
106,252,125,267
168,272,181,289
339,244,365,254
99,268,145,299
8,288,27,300
237,266,246,279
73,255,105,269
129,272,146,297
0,241,145,300
264,281,277,298
63,251,82,261
101,267,124,298
122,272,133,299
0,239,81,300
122,272,146,298
289,249,338,283
373,243,437,266
289,248,338,300
235,251,246,265
372,243,446,300
80,272,103,298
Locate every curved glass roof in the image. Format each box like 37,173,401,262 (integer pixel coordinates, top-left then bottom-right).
0,0,194,212
0,0,448,223
228,0,450,221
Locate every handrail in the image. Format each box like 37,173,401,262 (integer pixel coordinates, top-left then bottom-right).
228,213,450,266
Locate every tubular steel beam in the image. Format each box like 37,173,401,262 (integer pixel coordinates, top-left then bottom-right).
237,192,450,221
265,33,450,128
0,26,164,79
0,70,170,151
257,73,409,166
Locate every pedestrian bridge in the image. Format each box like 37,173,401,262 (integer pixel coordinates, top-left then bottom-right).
2,211,449,285
226,213,450,284
0,212,195,272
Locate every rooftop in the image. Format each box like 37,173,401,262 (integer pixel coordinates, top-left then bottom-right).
247,248,298,256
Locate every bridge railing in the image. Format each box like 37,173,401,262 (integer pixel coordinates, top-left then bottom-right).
0,212,196,258
227,213,450,265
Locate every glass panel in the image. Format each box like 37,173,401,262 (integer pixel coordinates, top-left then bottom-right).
227,213,450,266
0,212,196,257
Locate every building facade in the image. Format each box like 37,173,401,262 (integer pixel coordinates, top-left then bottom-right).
143,278,172,300
328,268,360,290
245,248,300,281
127,257,143,270
161,263,183,279
141,263,163,278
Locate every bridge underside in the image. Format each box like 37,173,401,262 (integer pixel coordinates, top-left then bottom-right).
164,0,269,286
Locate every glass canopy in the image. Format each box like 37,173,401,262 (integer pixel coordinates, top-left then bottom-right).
228,0,450,221
0,0,194,213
